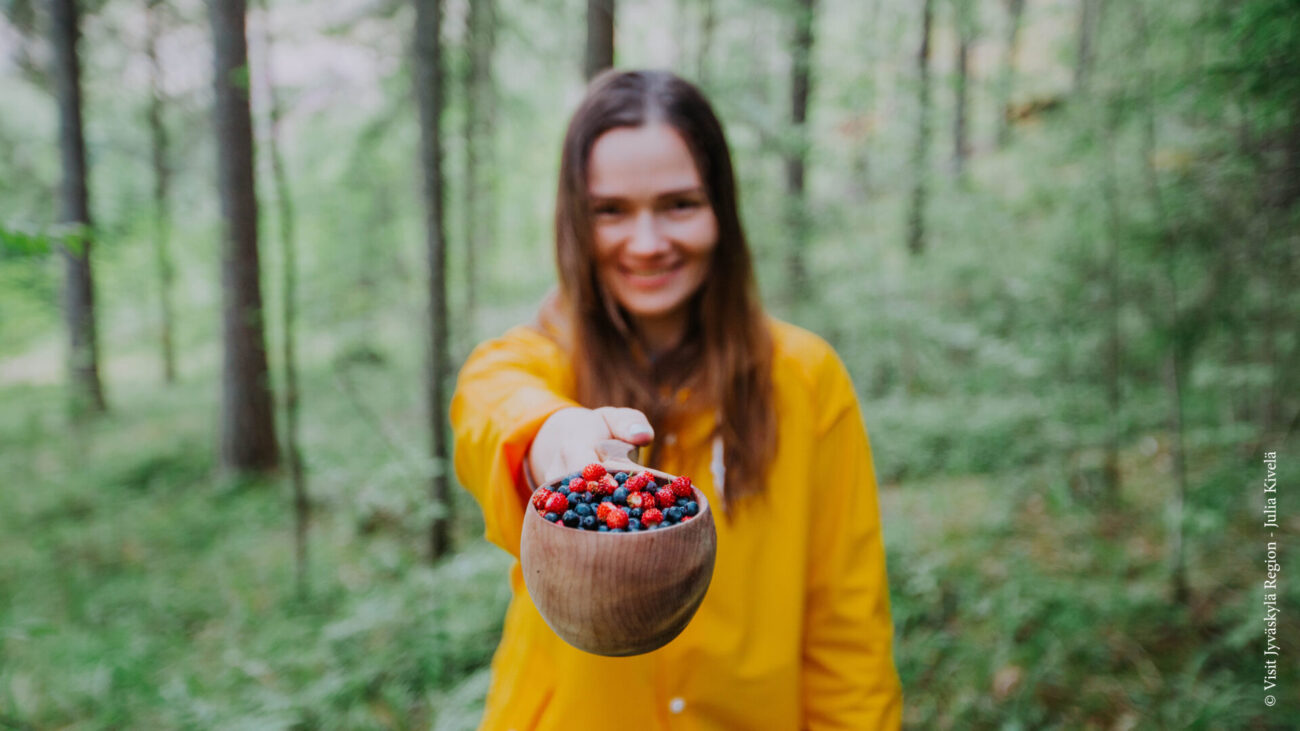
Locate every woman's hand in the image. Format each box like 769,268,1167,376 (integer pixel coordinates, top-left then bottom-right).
528,407,655,485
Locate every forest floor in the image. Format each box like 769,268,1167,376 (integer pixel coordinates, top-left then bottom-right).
0,346,1293,729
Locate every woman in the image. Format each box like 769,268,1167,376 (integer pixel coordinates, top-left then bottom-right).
450,70,901,729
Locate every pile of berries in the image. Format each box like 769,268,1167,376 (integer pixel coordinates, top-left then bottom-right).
530,463,700,533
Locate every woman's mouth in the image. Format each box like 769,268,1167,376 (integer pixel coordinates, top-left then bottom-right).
621,262,682,289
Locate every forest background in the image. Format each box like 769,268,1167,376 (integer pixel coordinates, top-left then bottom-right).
1,0,1298,727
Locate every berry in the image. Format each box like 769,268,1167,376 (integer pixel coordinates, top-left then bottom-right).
567,494,582,510
614,472,628,483
568,477,587,493
589,480,610,497
582,463,607,481
600,495,614,503
543,512,559,522
626,491,652,510
664,506,684,522
598,524,609,532
628,519,642,532
626,473,651,491
544,492,569,515
655,488,677,509
531,489,553,510
601,474,619,490
685,501,698,516
606,507,629,530
670,476,693,498
556,485,570,496
596,502,615,522
629,508,642,520
581,515,598,530
609,528,626,533
562,510,580,527
612,487,629,505
574,503,593,517
642,508,663,525
681,514,693,522
676,498,689,507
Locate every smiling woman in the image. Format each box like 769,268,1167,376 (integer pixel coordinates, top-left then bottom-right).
450,69,902,730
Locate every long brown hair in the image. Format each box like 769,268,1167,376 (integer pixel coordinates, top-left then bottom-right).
550,69,775,504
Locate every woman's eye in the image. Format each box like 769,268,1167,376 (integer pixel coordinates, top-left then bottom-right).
668,198,702,212
592,204,623,217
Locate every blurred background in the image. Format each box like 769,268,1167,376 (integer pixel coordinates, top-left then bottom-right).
2,0,1298,727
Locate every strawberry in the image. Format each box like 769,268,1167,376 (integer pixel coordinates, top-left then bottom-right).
531,489,553,511
642,508,664,525
655,487,677,509
601,474,619,490
596,502,614,522
626,491,652,510
568,477,587,493
670,475,693,498
605,507,629,530
582,463,607,481
588,479,610,497
627,472,652,491
544,492,569,515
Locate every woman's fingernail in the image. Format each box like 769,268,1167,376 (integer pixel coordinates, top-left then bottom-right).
629,424,652,437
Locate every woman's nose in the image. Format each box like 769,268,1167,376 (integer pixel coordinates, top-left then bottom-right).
627,210,667,254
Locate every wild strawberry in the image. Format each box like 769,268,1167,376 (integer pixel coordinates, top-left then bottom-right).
568,477,587,493
596,502,614,522
531,489,553,511
582,463,607,481
655,487,677,509
605,507,629,530
544,492,569,515
670,475,693,498
588,479,610,497
626,472,651,491
601,473,618,490
642,508,664,525
626,491,651,510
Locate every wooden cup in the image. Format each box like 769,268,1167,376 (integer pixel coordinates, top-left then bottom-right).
520,440,718,656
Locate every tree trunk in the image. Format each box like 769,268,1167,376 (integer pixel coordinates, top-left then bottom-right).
463,0,496,342
784,0,814,300
1074,0,1098,94
585,0,614,80
210,0,279,474
1134,3,1188,604
1100,108,1123,504
953,22,971,177
413,0,452,561
50,0,107,415
906,0,934,256
995,0,1025,148
254,0,309,596
146,0,177,385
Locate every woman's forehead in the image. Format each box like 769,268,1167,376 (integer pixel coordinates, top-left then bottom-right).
587,124,703,198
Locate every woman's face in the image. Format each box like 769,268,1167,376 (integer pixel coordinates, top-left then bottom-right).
587,123,718,338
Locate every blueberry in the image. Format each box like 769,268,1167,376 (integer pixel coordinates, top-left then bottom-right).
562,510,580,527
612,487,629,505
628,519,642,531
665,507,684,522
567,494,582,509
544,512,559,522
676,498,690,508
614,471,628,483
581,515,598,530
556,486,570,496
598,524,609,532
574,503,592,517
629,508,642,520
685,501,698,516
610,528,626,533
600,495,614,503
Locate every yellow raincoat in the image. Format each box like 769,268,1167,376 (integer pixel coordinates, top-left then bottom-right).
450,316,902,730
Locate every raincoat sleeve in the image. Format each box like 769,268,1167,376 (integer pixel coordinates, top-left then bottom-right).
802,354,903,730
449,327,580,559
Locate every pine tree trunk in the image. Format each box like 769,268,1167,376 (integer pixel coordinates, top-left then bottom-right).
995,0,1025,148
414,0,452,561
254,1,309,596
50,0,107,415
146,0,177,385
585,0,614,80
784,0,814,300
463,0,495,340
1074,0,1098,94
210,0,279,473
906,0,934,256
953,25,971,177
